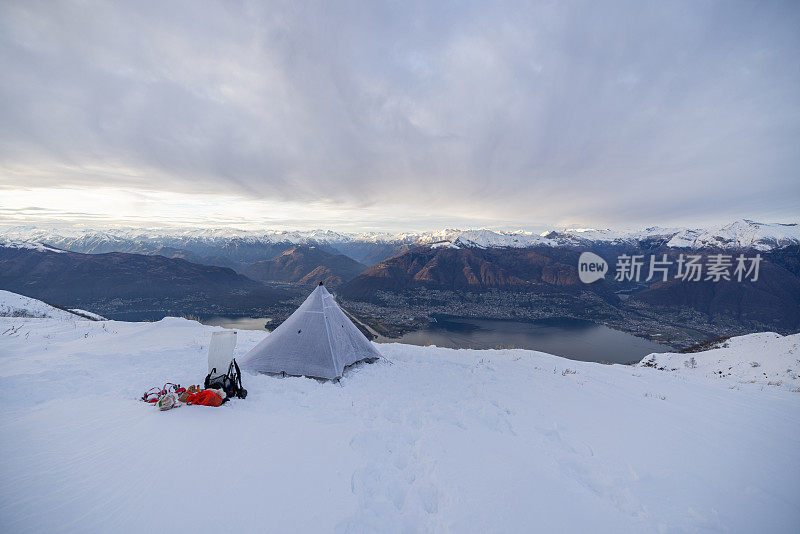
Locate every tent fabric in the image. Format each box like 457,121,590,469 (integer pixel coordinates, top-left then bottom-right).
239,285,382,379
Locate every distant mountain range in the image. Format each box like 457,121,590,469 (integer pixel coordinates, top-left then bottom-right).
1,219,798,345
339,242,800,343
344,239,798,290
1,219,798,269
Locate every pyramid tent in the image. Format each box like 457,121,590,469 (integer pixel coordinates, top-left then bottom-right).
240,284,382,379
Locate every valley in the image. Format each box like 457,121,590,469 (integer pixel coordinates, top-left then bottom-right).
1,219,799,350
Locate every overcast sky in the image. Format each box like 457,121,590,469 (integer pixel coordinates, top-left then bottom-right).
1,0,798,232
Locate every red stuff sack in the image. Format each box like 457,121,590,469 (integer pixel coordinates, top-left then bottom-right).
186,389,226,407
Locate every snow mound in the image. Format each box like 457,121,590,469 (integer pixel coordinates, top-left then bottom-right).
639,332,800,387
0,290,91,320
429,241,460,249
68,309,108,321
1,316,798,532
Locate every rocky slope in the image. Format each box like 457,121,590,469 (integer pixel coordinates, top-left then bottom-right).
243,245,366,286
0,244,298,320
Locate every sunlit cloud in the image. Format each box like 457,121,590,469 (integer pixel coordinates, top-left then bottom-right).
0,187,552,233
0,1,798,231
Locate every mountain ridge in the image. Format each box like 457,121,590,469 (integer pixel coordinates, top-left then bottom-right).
0,244,299,321
243,245,366,286
2,220,798,268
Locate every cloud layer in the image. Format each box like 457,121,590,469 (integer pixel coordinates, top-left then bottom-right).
1,0,799,229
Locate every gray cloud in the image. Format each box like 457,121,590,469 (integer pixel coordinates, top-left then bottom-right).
1,0,798,228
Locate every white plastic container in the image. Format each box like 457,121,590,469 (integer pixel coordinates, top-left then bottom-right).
208,330,237,378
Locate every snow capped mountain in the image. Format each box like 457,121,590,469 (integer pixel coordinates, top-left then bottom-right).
409,220,800,250
666,219,800,251
1,219,798,255
560,226,684,245
0,239,67,253
422,220,800,250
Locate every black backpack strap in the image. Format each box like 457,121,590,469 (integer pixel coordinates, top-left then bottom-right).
233,359,243,389
204,367,217,389
226,358,244,398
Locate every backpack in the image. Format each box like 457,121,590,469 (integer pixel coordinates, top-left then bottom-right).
204,358,247,400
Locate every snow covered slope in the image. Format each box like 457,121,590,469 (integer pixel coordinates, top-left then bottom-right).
0,239,66,253
639,332,800,387
0,290,93,320
0,318,797,533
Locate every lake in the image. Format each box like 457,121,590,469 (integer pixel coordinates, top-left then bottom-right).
202,315,669,365
201,316,272,330
375,317,669,365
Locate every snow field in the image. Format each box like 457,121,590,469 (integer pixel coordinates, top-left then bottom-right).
0,317,798,533
639,332,800,388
